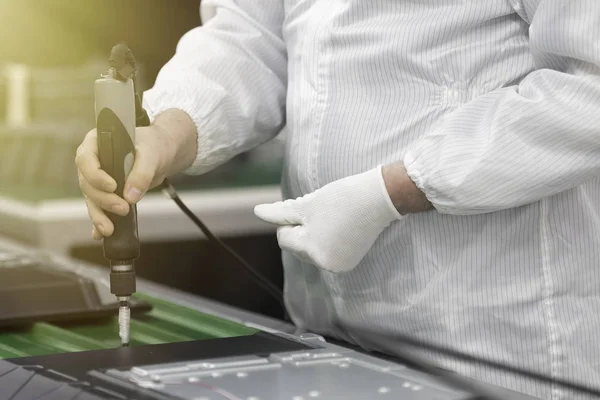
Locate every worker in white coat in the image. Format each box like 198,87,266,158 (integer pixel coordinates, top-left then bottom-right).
75,1,600,398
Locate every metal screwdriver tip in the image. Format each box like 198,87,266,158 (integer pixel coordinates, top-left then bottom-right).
118,303,131,346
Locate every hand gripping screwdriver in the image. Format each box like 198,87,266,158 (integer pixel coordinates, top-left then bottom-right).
94,43,146,346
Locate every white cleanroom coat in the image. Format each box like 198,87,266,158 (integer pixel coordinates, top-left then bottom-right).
144,1,600,398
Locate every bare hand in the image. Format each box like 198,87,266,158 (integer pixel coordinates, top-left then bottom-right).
75,125,176,239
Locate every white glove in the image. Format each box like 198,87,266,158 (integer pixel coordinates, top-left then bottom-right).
254,167,403,273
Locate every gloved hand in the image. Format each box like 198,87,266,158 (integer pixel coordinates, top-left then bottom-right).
254,167,403,273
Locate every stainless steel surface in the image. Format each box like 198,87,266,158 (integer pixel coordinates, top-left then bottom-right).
100,333,540,400
106,341,471,400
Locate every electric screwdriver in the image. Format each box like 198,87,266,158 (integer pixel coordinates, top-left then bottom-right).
94,43,148,346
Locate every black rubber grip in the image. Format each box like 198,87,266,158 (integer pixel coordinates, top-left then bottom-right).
97,107,140,263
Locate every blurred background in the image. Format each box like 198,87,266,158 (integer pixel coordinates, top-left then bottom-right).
0,0,286,319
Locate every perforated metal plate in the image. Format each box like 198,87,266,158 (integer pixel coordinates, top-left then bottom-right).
105,349,472,400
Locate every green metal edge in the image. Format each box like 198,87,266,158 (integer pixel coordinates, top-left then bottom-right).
0,292,259,359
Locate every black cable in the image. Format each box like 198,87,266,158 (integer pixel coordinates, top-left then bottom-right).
347,325,600,398
159,180,288,318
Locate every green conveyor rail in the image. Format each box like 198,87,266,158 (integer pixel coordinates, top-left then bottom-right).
0,292,258,359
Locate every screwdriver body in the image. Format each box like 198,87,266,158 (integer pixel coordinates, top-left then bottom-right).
94,69,139,346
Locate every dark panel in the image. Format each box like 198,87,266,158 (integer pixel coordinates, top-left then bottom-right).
10,374,64,400
0,264,151,328
11,333,313,381
38,387,88,400
0,368,35,399
0,360,18,376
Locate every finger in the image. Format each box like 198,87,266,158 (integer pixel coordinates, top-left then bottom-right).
92,227,103,241
75,130,117,192
277,225,312,264
80,174,130,216
254,199,302,225
86,198,114,237
123,145,159,204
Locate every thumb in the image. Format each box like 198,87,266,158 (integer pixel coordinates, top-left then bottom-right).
254,199,302,225
123,150,159,204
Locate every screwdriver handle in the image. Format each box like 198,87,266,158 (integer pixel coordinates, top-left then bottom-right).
94,72,140,262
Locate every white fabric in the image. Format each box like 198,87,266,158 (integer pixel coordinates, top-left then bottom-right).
143,1,600,398
254,167,403,273
143,0,287,175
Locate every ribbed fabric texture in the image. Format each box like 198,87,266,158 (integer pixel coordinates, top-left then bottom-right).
143,1,600,399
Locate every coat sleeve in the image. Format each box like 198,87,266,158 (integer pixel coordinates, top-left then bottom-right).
142,0,286,175
403,0,600,215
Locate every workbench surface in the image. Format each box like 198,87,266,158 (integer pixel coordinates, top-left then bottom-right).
0,236,294,362
0,238,543,400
